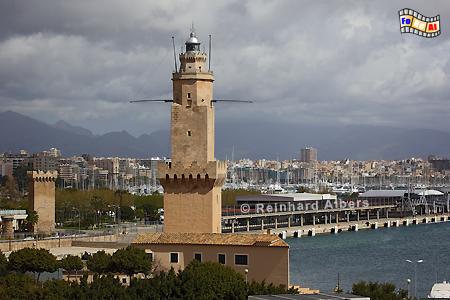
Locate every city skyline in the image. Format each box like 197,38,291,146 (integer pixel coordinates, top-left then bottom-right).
0,1,449,137
2,146,450,193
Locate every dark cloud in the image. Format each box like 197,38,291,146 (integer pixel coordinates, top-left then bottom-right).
0,0,449,135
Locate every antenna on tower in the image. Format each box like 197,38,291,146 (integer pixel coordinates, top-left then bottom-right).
172,36,178,72
208,34,212,71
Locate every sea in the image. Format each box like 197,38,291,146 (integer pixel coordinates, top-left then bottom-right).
288,221,450,298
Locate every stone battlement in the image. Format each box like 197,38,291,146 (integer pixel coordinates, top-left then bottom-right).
27,170,58,182
180,52,207,60
158,160,226,178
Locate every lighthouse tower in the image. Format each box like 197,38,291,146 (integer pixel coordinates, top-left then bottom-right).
158,28,226,233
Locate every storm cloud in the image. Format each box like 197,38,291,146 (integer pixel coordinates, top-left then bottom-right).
0,0,449,135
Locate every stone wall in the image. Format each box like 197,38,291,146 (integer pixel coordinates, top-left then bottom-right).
0,234,117,252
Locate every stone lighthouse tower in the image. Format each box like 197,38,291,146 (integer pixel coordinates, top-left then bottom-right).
158,29,226,233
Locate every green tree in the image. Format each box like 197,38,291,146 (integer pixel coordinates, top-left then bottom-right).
86,250,112,274
91,196,105,227
0,250,7,275
179,260,247,300
0,257,304,299
24,210,39,232
42,279,74,299
136,202,159,221
247,280,297,296
352,281,409,300
135,208,145,221
8,248,58,282
114,190,126,222
0,175,20,201
129,268,182,299
119,206,135,222
13,164,32,193
111,246,151,280
85,274,132,299
60,255,84,280
0,273,42,299
55,188,162,227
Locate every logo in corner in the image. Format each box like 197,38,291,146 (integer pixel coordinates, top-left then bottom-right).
399,8,440,38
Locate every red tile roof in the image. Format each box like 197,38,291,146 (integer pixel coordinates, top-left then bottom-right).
132,232,288,248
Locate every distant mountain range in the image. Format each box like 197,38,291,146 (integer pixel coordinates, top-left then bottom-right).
0,111,169,158
1,110,449,160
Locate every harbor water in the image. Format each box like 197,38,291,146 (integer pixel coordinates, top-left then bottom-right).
288,222,450,297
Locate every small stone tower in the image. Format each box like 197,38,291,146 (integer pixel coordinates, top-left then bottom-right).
28,170,58,234
158,28,226,233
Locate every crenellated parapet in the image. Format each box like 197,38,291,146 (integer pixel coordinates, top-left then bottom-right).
27,170,58,182
158,160,226,189
180,52,207,63
177,51,211,75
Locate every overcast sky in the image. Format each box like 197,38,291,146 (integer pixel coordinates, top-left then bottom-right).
0,0,449,136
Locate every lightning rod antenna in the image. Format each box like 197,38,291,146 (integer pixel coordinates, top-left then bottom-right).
208,34,212,71
172,36,178,72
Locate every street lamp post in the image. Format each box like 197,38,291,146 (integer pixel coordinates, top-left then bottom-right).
406,259,423,299
407,278,411,298
109,205,120,236
72,207,81,238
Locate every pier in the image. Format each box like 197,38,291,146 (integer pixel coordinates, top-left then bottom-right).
223,210,450,236
233,214,450,238
222,204,397,233
221,190,450,237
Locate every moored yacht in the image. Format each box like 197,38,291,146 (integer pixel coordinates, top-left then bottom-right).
428,281,450,299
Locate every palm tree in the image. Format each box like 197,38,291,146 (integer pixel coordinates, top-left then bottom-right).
114,190,127,224
26,210,39,232
91,196,104,227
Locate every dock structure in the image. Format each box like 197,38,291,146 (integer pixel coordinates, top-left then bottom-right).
222,190,450,236
222,192,397,233
224,212,450,238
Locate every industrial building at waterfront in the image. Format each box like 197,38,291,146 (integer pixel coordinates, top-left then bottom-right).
222,189,449,233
